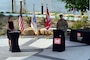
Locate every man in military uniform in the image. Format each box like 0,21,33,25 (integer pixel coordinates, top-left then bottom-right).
56,14,68,36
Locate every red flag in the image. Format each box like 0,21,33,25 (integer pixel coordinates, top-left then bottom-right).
19,15,24,32
45,6,51,30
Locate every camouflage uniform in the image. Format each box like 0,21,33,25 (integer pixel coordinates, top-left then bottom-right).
56,19,68,36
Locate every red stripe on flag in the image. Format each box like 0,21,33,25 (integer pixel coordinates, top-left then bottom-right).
45,7,51,30
19,16,24,31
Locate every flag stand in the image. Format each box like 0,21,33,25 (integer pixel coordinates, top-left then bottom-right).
19,1,24,39
44,4,50,40
31,4,38,40
19,30,24,39
44,35,49,40
34,34,38,40
34,31,39,40
44,30,49,40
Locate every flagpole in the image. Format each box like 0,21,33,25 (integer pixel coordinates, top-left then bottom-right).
19,0,24,35
20,0,22,15
45,4,51,39
19,0,22,35
34,4,38,39
31,4,38,40
45,4,49,40
33,4,35,14
41,0,44,14
19,0,22,38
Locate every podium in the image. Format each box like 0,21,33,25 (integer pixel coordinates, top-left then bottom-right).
9,31,21,52
70,29,90,45
53,30,65,52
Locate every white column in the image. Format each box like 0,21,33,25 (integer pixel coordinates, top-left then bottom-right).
88,1,90,20
13,0,16,12
22,0,26,12
87,10,90,20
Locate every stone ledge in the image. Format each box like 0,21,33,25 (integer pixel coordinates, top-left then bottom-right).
22,27,56,35
22,27,35,35
39,28,56,35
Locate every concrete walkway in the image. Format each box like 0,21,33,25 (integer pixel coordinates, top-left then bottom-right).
0,36,90,60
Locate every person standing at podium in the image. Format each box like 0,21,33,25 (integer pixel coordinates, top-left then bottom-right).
56,14,68,36
6,16,14,49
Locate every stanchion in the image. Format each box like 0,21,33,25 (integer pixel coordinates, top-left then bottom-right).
34,31,39,40
19,30,24,39
44,30,49,40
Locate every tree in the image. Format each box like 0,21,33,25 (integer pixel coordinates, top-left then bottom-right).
61,0,89,15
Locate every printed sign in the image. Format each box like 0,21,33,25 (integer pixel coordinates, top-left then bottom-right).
77,32,81,37
54,38,61,44
77,32,83,41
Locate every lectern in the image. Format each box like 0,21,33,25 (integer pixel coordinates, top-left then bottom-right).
53,30,65,52
9,31,20,52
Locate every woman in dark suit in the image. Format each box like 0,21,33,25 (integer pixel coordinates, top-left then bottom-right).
6,16,14,49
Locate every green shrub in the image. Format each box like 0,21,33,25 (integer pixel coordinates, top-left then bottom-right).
8,15,13,17
0,30,6,36
0,23,2,25
72,19,87,29
6,12,11,13
72,21,82,29
54,13,59,20
0,12,4,13
0,13,4,16
12,12,15,13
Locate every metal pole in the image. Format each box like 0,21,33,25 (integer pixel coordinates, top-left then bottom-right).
12,0,14,12
41,3,43,14
41,0,44,14
20,1,22,15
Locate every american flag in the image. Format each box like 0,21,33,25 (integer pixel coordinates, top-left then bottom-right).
31,4,38,34
45,6,51,30
19,15,24,32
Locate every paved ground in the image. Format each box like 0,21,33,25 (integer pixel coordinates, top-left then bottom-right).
0,35,90,60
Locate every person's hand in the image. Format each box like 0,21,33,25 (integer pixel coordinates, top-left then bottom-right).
11,29,14,31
